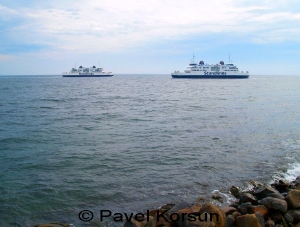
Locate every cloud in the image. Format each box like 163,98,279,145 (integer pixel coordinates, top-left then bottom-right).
1,0,300,55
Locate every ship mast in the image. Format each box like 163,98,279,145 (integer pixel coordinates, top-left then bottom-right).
191,53,195,63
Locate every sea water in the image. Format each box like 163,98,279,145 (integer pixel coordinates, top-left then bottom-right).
0,74,300,226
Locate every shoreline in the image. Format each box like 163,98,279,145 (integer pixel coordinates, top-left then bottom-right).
122,176,300,227
34,175,300,227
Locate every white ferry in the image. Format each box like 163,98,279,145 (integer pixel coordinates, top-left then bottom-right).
171,56,249,79
62,65,113,77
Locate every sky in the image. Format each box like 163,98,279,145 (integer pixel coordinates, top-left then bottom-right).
0,0,300,75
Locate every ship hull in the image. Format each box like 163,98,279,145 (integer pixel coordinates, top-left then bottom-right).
62,74,113,77
171,74,249,79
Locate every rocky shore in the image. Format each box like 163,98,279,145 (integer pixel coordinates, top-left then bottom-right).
123,176,300,227
34,176,300,227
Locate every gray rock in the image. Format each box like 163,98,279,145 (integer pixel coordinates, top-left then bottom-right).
225,215,235,227
265,193,285,200
238,202,252,215
265,218,275,227
239,193,257,204
287,210,300,223
254,186,281,199
258,197,287,213
283,212,293,225
167,201,190,214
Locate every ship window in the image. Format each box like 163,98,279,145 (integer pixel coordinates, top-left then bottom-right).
211,67,220,71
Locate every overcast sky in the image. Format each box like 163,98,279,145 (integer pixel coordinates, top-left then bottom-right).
1,0,300,75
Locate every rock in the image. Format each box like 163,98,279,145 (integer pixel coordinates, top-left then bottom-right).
229,201,239,209
237,202,252,215
239,193,257,204
292,184,300,190
211,191,226,203
125,214,156,227
167,201,190,214
265,193,285,200
177,204,202,214
271,179,290,193
265,217,276,227
283,212,293,225
287,210,300,223
236,214,262,227
160,203,175,211
174,204,202,224
230,186,242,198
258,197,288,213
220,206,237,216
199,203,226,227
286,189,300,209
184,212,216,227
224,215,235,227
255,212,265,227
254,186,281,199
232,211,242,219
248,205,269,218
269,210,283,222
148,209,171,225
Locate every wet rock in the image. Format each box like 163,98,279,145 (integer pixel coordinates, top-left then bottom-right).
224,215,235,227
175,203,202,224
228,201,239,209
160,203,175,211
167,201,190,214
235,213,262,227
230,186,242,198
254,186,281,199
265,193,285,200
237,202,252,215
200,203,226,227
239,193,257,204
184,212,216,227
269,210,283,222
211,191,225,203
248,205,269,219
295,175,300,183
271,179,290,193
286,189,300,209
255,212,265,227
287,210,300,223
178,204,202,213
283,212,293,225
232,211,242,219
219,206,236,216
265,217,276,227
258,197,288,213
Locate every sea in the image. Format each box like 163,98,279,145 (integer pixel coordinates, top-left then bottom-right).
0,74,300,227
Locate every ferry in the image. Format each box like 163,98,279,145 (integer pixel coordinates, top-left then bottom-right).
171,56,249,79
62,65,113,77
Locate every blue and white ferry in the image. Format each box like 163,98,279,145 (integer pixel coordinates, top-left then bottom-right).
171,56,249,79
62,65,113,77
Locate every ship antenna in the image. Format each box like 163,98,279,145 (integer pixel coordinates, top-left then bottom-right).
193,53,195,63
